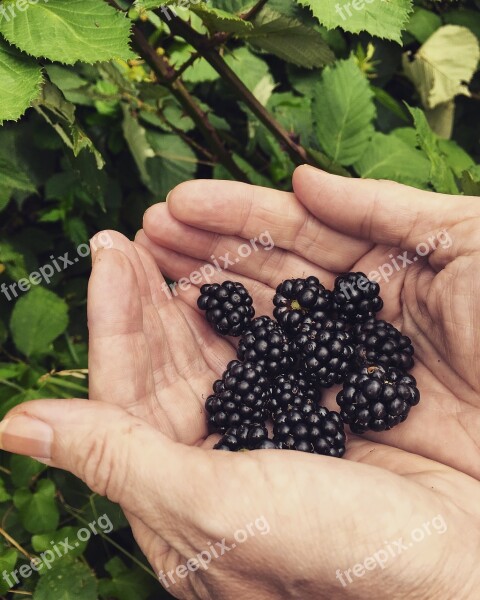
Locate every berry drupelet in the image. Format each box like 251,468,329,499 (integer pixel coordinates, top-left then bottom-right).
294,328,354,387
205,360,271,433
336,366,420,433
273,276,332,334
353,318,414,370
333,272,383,324
237,316,293,376
269,371,320,417
197,281,254,336
213,423,270,451
273,402,346,457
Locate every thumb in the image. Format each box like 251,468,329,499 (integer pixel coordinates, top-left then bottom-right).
292,165,475,252
0,399,214,535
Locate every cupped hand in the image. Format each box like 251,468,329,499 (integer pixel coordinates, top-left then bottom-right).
0,167,478,600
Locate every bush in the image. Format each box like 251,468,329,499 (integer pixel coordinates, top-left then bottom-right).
0,0,479,597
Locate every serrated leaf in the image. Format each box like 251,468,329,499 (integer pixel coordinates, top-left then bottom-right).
225,47,274,105
0,0,134,65
0,38,43,122
403,25,480,109
407,105,458,194
354,131,430,187
10,288,69,357
33,560,98,599
312,57,375,166
438,138,475,178
246,6,334,68
14,479,60,534
189,2,254,34
461,166,480,196
297,0,413,43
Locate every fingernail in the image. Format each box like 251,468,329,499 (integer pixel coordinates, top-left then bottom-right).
165,190,172,203
0,415,53,459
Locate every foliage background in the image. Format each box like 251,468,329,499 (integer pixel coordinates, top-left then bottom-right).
0,0,479,597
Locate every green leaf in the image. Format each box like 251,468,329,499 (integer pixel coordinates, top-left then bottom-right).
122,106,156,189
32,527,89,561
406,105,458,194
297,0,413,43
460,166,480,196
246,6,334,68
403,26,480,109
371,86,409,122
189,2,254,34
146,131,197,198
10,455,47,488
0,38,43,122
444,9,480,40
0,0,134,65
312,57,375,165
10,288,69,357
354,131,430,188
0,549,18,594
0,476,11,503
405,7,441,43
33,560,98,599
99,557,156,600
438,139,475,178
14,479,60,534
225,47,274,105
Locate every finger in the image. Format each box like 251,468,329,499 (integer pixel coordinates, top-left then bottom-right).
135,230,276,316
0,399,217,552
142,203,334,288
154,179,370,272
292,165,479,254
87,246,175,434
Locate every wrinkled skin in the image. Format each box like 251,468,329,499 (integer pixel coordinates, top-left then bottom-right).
1,166,480,600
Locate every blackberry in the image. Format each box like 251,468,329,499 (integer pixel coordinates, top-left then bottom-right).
197,281,254,336
336,366,420,433
298,315,348,334
269,371,320,417
205,360,270,433
333,272,383,323
213,423,269,451
294,329,354,387
237,316,293,376
273,403,346,457
353,319,414,370
273,276,332,334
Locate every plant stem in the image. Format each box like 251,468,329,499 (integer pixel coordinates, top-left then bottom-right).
132,26,250,183
160,13,350,176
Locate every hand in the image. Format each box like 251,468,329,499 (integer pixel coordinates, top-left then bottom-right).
0,167,477,600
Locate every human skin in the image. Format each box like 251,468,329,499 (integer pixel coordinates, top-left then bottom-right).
1,165,480,599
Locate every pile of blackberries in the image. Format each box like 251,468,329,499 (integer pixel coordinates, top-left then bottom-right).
198,273,420,458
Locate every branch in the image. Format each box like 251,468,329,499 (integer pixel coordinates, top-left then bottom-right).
160,13,350,176
132,26,250,182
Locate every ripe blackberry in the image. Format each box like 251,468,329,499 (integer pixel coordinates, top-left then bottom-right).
333,272,383,323
237,316,293,376
213,423,269,451
205,360,270,433
273,276,332,334
273,403,346,457
294,329,354,387
269,371,320,417
197,281,254,336
337,366,420,433
298,315,348,334
353,319,414,370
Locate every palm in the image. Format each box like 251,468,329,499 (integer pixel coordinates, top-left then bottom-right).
88,169,480,594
